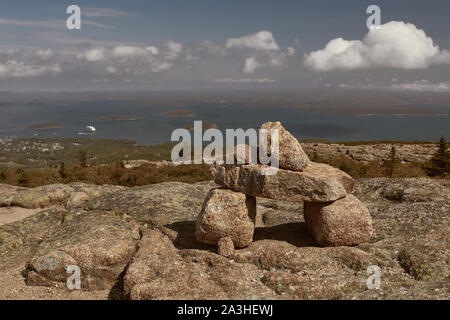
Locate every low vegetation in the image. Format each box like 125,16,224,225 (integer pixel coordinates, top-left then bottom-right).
0,136,448,187
0,162,212,188
0,138,176,168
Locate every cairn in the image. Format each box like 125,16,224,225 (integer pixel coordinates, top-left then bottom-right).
195,121,373,252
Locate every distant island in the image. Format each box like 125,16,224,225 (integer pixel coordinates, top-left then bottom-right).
26,122,62,130
101,115,136,122
183,122,217,131
165,109,196,118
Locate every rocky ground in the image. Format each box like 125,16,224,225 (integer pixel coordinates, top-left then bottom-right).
0,178,448,300
301,143,437,163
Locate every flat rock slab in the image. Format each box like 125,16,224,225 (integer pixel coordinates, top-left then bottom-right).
6,183,125,210
0,207,44,226
25,211,140,290
354,178,450,203
0,184,27,207
0,208,67,263
87,181,217,226
214,162,355,202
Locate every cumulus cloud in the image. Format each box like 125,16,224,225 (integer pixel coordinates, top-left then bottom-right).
287,47,295,56
111,46,148,58
78,47,106,62
243,57,262,74
34,49,55,60
145,46,159,55
0,60,61,78
225,30,291,73
200,41,227,57
74,41,182,74
242,52,286,74
165,41,183,60
213,78,276,83
0,39,186,83
226,30,280,51
304,21,450,71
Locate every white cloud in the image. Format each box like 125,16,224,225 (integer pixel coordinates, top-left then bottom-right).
304,21,450,71
73,42,184,75
151,62,172,72
224,30,290,73
305,38,367,71
112,46,148,57
0,60,61,78
226,30,280,51
78,48,106,62
106,66,119,74
165,41,183,60
0,18,111,29
242,52,286,74
201,41,227,56
287,47,295,56
432,50,450,64
185,54,200,61
145,46,159,55
390,80,450,92
243,57,262,74
34,49,54,60
213,78,276,83
83,8,132,18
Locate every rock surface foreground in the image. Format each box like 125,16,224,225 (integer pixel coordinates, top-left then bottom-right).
0,178,448,299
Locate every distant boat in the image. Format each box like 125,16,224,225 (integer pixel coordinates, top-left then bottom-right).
86,125,96,132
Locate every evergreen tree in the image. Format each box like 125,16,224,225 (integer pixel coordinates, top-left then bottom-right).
384,145,400,177
59,162,67,181
79,150,88,168
0,168,6,182
16,168,29,187
428,135,450,176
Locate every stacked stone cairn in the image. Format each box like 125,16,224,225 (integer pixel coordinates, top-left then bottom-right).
196,122,373,253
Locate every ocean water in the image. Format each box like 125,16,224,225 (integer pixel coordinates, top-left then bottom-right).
0,100,449,145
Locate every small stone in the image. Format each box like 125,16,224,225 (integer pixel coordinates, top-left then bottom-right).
218,237,235,257
159,226,178,242
196,188,255,248
260,121,309,171
66,192,89,209
304,194,373,247
234,144,256,164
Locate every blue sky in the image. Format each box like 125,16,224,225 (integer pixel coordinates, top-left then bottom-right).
0,0,449,91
